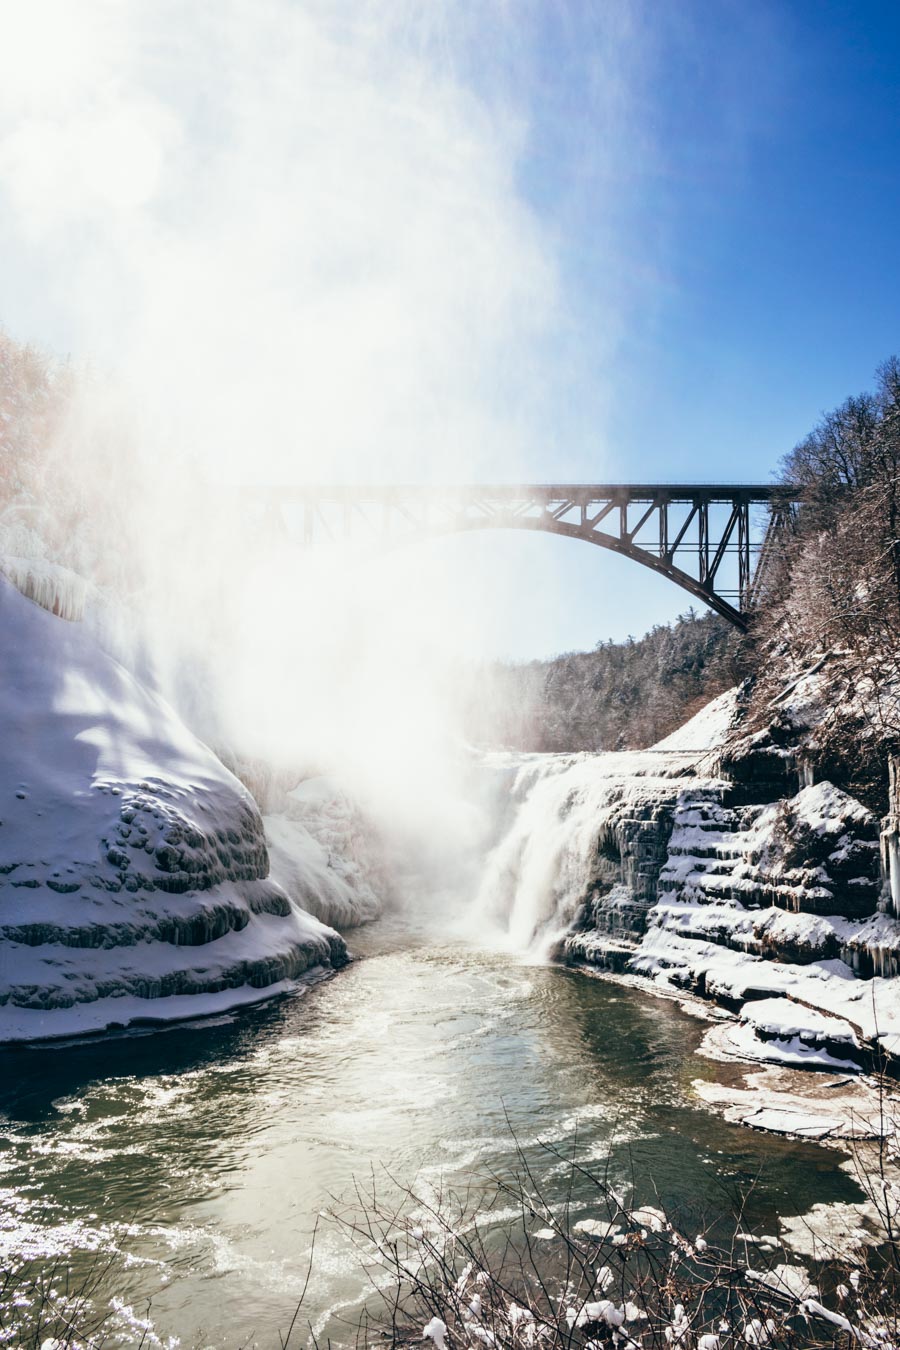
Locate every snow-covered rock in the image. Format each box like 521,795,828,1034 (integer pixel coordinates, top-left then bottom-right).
0,575,347,1041
481,684,900,1074
264,777,383,929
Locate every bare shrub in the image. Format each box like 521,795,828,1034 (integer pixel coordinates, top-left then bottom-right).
314,1126,900,1350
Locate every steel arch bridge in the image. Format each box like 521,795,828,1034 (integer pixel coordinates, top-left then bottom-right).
247,483,797,629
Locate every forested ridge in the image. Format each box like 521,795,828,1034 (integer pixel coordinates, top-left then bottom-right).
460,609,747,752
738,354,900,811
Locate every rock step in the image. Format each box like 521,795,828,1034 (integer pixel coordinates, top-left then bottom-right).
670,814,743,830
665,845,748,861
563,932,637,974
0,883,292,950
0,914,347,1012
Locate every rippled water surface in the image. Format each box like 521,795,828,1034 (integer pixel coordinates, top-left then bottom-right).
0,921,860,1347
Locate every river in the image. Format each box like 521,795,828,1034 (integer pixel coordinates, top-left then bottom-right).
0,916,861,1348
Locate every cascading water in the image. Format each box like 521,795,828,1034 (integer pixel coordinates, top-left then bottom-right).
467,749,687,960
469,754,601,957
465,693,743,961
467,725,900,1079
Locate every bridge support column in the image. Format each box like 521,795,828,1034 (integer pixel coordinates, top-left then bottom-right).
698,500,710,584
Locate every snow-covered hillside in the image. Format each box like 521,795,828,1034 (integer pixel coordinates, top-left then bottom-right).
0,575,348,1041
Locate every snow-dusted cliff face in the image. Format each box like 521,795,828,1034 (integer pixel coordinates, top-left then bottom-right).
264,779,384,929
479,687,900,1076
0,576,348,1041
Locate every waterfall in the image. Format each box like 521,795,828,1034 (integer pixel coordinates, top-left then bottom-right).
466,691,740,960
468,750,678,960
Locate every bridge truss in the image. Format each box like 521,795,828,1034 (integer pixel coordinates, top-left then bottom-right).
248,483,796,629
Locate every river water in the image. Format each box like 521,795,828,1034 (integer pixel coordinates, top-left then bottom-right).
0,917,860,1348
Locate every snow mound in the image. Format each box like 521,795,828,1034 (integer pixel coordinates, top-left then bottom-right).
742,997,859,1044
785,781,875,838
652,688,739,753
0,575,346,1041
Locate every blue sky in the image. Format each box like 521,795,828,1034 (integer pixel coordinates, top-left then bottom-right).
410,0,900,656
1,1,898,659
439,0,900,655
524,0,900,481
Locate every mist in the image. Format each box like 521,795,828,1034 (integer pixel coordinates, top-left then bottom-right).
0,0,653,883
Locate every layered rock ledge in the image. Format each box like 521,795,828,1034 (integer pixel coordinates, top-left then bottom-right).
490,688,900,1075
0,575,348,1041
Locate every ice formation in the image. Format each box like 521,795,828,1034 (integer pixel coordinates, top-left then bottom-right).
264,777,383,929
0,552,91,622
0,575,348,1041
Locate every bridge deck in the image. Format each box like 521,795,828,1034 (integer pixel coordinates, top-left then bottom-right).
249,482,791,503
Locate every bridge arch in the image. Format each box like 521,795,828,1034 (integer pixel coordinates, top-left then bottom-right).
249,483,796,630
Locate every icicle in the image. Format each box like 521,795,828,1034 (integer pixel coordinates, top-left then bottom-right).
0,554,89,622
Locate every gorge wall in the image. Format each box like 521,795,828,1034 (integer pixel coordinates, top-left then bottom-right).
0,574,355,1041
500,678,900,1076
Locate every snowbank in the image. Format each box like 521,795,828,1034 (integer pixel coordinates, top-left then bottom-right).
0,576,347,1041
651,688,740,753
